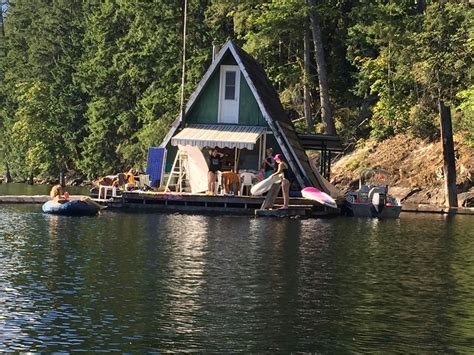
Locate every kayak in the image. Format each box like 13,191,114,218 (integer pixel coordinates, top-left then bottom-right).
251,174,281,196
42,200,99,216
301,186,338,209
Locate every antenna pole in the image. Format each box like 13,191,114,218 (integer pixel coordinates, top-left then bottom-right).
179,0,188,126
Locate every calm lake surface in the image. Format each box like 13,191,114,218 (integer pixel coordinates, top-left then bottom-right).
1,184,474,352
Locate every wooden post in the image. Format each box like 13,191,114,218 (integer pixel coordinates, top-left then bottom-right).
4,162,12,183
303,30,313,132
59,169,66,187
439,101,458,207
27,171,34,185
327,150,331,180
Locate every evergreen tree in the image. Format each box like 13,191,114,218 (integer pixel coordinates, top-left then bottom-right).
0,0,86,180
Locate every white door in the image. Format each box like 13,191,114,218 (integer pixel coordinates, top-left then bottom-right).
218,65,240,124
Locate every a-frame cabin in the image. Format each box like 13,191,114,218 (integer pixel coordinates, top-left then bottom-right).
161,40,339,196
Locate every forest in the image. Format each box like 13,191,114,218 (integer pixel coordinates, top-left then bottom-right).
0,0,472,182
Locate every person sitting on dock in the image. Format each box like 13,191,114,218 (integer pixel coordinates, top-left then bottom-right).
97,175,119,187
207,148,224,195
124,168,138,191
270,154,290,209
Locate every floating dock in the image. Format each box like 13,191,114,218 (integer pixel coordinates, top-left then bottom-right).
106,191,338,217
401,203,474,215
1,193,472,216
0,191,337,217
0,195,49,204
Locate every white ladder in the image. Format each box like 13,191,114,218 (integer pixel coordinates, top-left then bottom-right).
164,150,189,192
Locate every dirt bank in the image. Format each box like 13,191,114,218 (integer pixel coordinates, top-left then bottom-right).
330,134,473,207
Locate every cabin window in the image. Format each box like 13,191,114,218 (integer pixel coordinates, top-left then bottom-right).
224,72,236,100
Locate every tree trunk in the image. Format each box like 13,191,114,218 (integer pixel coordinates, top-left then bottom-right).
308,0,336,135
59,169,66,187
4,162,12,183
27,171,34,185
439,101,458,208
416,0,426,13
303,30,313,132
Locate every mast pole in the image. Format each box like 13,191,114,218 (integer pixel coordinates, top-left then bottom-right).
179,0,188,127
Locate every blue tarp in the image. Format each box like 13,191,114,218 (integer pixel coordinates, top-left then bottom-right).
146,147,166,187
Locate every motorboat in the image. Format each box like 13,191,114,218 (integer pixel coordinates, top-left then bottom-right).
344,169,402,218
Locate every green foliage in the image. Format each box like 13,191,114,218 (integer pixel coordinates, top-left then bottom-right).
455,85,474,148
0,0,471,181
347,1,472,141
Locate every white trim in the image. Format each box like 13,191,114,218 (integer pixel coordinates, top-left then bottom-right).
218,65,240,124
160,42,234,147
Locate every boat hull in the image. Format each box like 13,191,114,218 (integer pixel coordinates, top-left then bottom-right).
343,192,401,218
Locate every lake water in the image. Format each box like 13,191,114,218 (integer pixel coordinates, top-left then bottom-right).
0,182,90,196
1,184,474,352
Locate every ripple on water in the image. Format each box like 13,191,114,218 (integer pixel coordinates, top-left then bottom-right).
0,206,474,352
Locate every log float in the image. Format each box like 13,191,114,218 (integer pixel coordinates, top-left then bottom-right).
0,195,49,204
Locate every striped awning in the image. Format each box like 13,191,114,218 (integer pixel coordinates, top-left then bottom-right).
171,124,266,150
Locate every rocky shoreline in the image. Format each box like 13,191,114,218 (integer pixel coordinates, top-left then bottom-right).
330,134,473,207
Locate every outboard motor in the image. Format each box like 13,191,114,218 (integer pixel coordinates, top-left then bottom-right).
369,187,386,215
372,191,386,214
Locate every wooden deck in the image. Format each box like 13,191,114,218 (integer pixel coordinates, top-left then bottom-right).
106,191,339,217
0,195,49,204
402,203,474,215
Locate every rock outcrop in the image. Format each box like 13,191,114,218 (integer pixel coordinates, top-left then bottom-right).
331,134,473,207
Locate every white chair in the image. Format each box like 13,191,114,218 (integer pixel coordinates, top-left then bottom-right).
98,185,117,201
240,172,255,196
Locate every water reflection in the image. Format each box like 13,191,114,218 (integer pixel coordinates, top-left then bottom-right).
0,206,473,352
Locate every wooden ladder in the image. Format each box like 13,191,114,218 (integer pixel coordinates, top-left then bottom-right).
164,151,189,192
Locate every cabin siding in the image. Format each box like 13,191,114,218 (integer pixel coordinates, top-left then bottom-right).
186,70,220,124
239,76,267,127
186,52,266,126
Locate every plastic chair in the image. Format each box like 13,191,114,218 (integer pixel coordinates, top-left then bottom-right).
239,172,255,196
98,185,117,201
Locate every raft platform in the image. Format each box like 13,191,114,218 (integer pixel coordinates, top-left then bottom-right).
401,203,474,215
2,193,471,216
0,195,49,204
105,191,338,217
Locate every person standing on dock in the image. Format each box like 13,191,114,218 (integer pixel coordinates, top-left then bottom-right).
207,148,224,195
271,154,290,209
